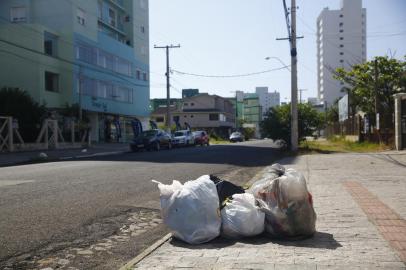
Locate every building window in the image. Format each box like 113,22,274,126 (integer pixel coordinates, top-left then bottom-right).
10,6,26,22
209,114,219,121
156,117,164,123
191,103,194,106
339,29,343,33
339,14,343,18
191,115,194,118
340,44,344,48
77,8,86,26
136,70,141,80
45,72,59,92
339,22,343,27
141,26,145,33
142,72,148,81
340,37,344,40
340,52,344,55
78,76,133,103
184,103,188,106
44,32,58,57
340,59,344,63
108,8,116,27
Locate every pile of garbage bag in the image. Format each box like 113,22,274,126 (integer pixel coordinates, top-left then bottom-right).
152,164,316,244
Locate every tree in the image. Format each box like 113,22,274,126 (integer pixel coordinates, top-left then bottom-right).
260,103,324,145
0,87,46,142
326,101,339,124
334,56,406,127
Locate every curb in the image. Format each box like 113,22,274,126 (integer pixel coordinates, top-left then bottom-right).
0,150,129,167
118,233,172,270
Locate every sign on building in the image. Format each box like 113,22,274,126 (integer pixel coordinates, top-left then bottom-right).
338,94,349,122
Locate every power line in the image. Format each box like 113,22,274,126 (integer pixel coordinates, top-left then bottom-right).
171,65,290,78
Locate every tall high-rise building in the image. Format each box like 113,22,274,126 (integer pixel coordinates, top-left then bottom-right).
317,0,366,106
255,87,280,116
0,0,150,142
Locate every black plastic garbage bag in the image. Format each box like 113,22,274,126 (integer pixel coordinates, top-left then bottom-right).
209,175,245,208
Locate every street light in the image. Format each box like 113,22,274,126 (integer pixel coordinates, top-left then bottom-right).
265,56,291,71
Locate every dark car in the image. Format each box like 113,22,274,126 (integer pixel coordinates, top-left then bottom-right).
130,129,172,151
192,131,210,146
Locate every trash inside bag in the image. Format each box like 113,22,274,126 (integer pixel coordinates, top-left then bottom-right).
221,193,265,239
152,175,221,244
209,175,245,208
247,163,286,196
250,165,316,238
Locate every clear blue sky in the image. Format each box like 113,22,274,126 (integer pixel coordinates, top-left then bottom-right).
149,0,406,101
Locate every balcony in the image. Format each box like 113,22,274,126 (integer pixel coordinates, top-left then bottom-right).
108,0,125,11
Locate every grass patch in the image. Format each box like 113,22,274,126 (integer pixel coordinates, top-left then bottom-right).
209,138,230,145
299,137,390,154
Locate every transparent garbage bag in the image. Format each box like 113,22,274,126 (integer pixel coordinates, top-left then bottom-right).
253,168,316,238
221,193,265,238
152,175,221,244
248,163,286,197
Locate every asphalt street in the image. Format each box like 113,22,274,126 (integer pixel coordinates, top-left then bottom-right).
0,140,281,269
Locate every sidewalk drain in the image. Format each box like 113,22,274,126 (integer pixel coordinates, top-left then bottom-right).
344,181,406,263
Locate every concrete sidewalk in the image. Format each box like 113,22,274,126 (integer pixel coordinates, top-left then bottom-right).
129,152,406,270
0,143,130,167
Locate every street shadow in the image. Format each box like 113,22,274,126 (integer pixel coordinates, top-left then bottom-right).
169,231,341,250
76,144,292,168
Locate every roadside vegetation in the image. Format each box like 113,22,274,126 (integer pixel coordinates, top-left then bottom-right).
299,137,389,154
260,103,324,146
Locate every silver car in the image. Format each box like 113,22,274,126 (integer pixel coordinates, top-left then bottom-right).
229,132,244,142
172,130,195,146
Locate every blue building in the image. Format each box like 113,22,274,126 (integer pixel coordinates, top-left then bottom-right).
0,0,150,142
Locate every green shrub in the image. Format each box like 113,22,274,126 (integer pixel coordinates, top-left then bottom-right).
0,87,46,142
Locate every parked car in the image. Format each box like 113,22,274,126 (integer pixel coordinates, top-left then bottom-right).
193,130,210,146
229,132,244,142
274,139,287,150
172,130,195,146
130,129,172,151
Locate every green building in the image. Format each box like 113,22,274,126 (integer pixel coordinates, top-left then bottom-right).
227,93,262,137
227,98,244,128
0,0,151,143
149,98,182,112
182,88,199,98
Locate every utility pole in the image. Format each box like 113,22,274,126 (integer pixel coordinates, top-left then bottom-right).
299,89,307,104
374,59,381,143
290,0,298,151
154,44,180,131
277,0,302,151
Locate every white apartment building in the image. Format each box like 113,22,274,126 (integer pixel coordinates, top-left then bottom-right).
317,0,366,106
255,87,280,116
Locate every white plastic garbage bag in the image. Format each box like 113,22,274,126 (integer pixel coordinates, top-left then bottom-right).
253,168,316,238
152,175,221,244
221,193,265,238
